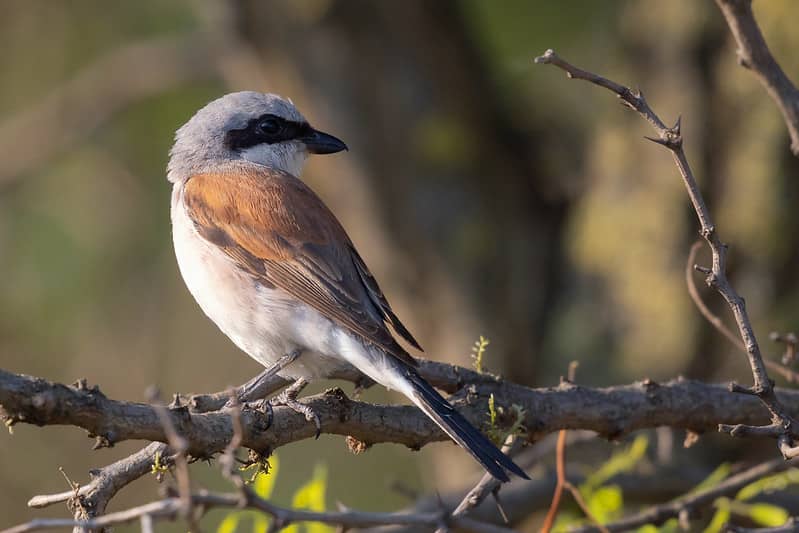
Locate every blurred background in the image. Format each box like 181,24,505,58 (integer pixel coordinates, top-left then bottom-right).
1,0,798,530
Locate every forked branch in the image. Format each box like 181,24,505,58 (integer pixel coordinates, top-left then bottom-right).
534,49,799,457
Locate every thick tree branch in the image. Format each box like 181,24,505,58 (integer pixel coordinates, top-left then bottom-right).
2,367,797,461
714,0,799,156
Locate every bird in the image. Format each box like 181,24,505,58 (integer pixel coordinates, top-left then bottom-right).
167,91,528,482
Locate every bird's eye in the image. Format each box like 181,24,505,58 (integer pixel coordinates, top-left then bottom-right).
258,118,282,136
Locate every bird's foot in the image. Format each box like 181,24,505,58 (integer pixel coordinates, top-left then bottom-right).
271,377,321,439
222,391,274,431
224,349,304,408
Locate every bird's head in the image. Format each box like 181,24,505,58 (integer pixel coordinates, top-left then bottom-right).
168,91,347,183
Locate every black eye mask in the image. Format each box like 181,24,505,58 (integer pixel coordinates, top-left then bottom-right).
225,114,313,151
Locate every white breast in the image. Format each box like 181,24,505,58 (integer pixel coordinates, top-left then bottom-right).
170,183,352,379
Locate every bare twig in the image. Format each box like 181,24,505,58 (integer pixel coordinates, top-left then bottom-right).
771,332,798,366
714,0,799,156
3,491,516,533
540,430,567,533
27,441,170,533
569,457,797,532
686,241,747,352
535,48,798,458
540,430,609,533
563,480,609,533
445,436,520,528
146,387,197,532
686,242,799,385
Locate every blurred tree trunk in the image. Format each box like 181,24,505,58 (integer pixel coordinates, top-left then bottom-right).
232,0,573,487
233,0,572,385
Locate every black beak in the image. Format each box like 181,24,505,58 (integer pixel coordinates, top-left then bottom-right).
301,128,348,154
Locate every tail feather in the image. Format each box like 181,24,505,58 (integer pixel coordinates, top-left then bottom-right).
404,370,529,482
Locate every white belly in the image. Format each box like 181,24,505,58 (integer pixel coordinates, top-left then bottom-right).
170,184,352,380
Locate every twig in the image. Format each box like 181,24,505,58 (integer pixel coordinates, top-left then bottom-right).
27,441,168,533
2,491,517,533
535,48,799,458
146,387,197,532
686,241,799,384
540,430,567,533
563,481,608,533
714,0,799,156
686,241,746,352
445,436,520,528
540,432,608,532
569,457,797,532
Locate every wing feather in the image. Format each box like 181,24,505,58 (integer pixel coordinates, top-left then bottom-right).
183,167,420,368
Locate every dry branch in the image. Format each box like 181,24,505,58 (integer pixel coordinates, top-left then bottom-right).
5,491,515,533
714,0,799,156
3,367,797,461
534,48,798,459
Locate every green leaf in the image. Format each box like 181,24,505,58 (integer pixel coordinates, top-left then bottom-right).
217,513,240,533
704,499,730,533
748,503,789,527
284,464,334,533
586,485,623,524
691,463,731,494
581,435,649,494
637,522,680,533
252,513,269,533
250,455,280,533
736,469,799,501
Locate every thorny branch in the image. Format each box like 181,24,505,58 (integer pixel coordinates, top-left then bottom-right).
714,0,799,156
5,367,799,460
433,436,520,533
685,242,799,385
5,379,514,533
5,364,799,531
534,48,799,459
5,492,516,533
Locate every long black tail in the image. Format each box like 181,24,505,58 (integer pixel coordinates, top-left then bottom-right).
404,370,529,482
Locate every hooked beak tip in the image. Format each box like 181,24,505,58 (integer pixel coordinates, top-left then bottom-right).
302,128,348,155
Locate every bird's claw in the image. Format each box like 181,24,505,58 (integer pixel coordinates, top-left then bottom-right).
223,396,274,430
270,378,321,439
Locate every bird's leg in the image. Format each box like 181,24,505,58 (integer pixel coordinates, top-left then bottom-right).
271,377,321,439
229,349,303,406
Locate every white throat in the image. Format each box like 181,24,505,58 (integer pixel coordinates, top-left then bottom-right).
241,143,308,177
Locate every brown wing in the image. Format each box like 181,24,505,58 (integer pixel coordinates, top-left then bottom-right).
182,167,421,367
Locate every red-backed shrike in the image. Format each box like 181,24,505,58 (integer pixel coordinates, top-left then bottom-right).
168,92,527,482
